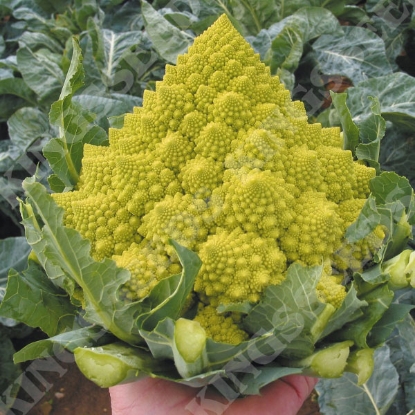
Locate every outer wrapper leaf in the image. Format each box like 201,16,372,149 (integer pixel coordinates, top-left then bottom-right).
19,177,145,344
243,264,327,359
13,326,116,364
331,283,394,349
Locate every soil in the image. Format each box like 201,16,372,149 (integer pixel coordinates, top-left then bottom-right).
6,359,320,415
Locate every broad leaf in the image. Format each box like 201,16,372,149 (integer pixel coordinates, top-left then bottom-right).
269,7,340,87
0,237,30,283
87,18,145,87
141,0,193,64
370,172,413,209
244,263,326,359
18,31,63,54
16,46,64,105
386,315,415,414
227,0,281,36
348,72,415,130
0,262,77,337
379,124,415,189
332,283,394,348
320,285,367,339
368,303,414,347
0,77,37,106
0,334,21,412
8,107,51,153
310,26,392,85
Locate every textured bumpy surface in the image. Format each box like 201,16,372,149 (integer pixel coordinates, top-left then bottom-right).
52,15,384,344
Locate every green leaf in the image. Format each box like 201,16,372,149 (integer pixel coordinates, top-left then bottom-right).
310,26,392,85
12,6,51,32
217,301,253,314
370,172,413,210
0,237,30,283
0,262,77,337
18,31,63,54
13,326,116,363
140,316,308,395
269,7,340,87
356,96,386,167
47,174,66,193
0,77,37,106
345,196,381,243
332,283,394,348
8,107,51,152
45,37,107,188
87,18,146,88
347,72,415,131
317,344,399,415
368,303,414,347
0,334,21,411
141,0,193,64
386,315,415,414
72,0,102,31
330,91,360,156
244,263,326,359
238,365,303,395
379,124,415,189
227,0,281,36
72,93,141,127
320,286,367,339
140,318,175,360
16,46,64,105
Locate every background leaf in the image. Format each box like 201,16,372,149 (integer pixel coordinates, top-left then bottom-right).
348,73,415,130
0,333,21,411
0,237,30,283
309,26,393,85
141,0,193,64
16,46,65,105
386,315,415,414
0,262,77,336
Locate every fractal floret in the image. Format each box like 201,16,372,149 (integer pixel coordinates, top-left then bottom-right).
53,15,380,311
4,14,415,397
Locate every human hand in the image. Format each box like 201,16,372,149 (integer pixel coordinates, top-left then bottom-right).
110,374,318,415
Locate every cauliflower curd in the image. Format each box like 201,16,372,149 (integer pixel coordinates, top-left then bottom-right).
52,15,384,344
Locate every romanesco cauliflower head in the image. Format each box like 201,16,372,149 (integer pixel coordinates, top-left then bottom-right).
52,14,383,345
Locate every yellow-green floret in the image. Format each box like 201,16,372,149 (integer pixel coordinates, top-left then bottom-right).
317,274,346,308
195,227,286,306
52,14,384,345
193,304,249,344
